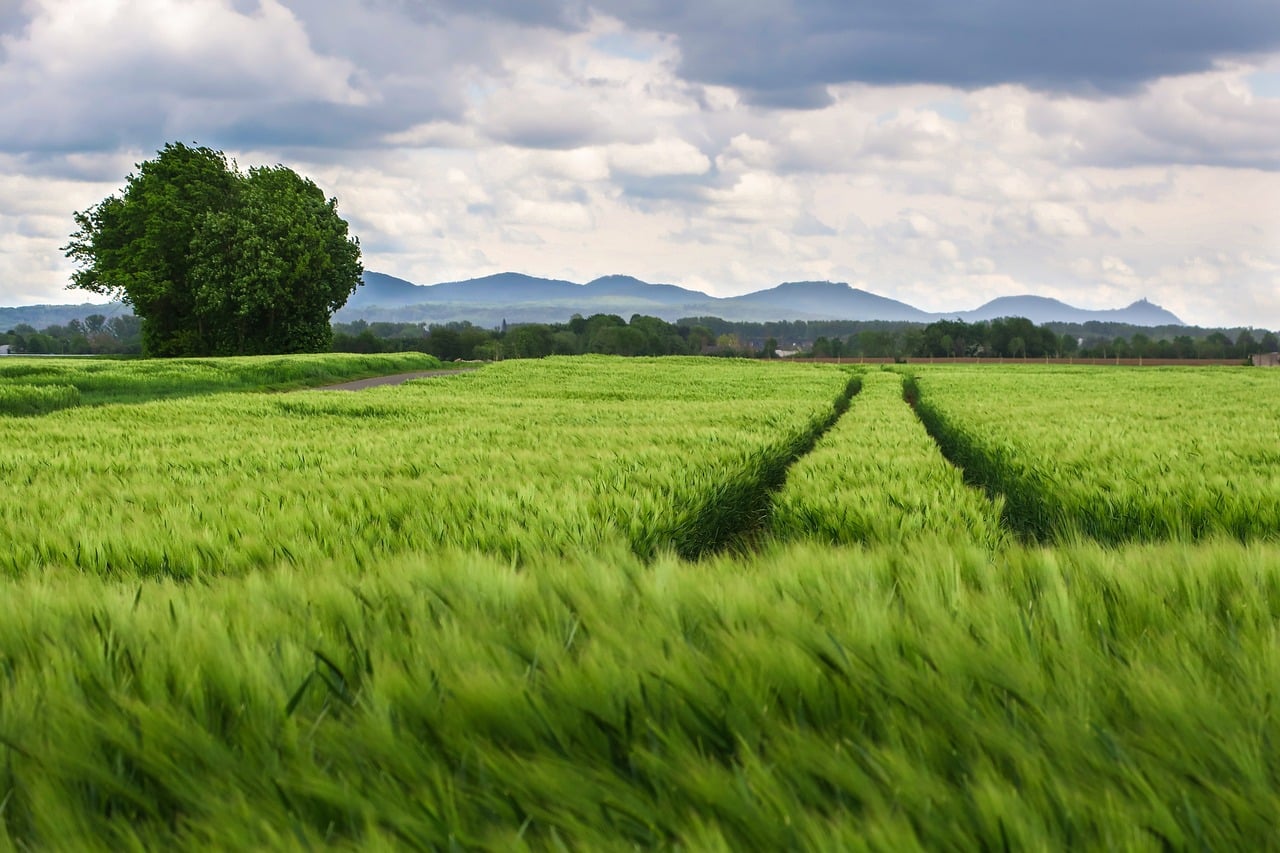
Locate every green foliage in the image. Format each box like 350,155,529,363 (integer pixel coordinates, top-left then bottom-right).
64,142,362,357
915,316,1061,358
330,313,1280,363
333,313,733,360
192,166,362,355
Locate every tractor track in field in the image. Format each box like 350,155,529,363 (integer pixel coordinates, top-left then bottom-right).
311,367,479,391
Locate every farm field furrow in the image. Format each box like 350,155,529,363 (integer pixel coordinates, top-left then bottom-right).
0,357,852,576
772,370,1007,547
3,541,1280,849
907,365,1280,543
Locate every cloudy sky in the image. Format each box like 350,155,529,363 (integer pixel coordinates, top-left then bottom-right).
1,0,1278,327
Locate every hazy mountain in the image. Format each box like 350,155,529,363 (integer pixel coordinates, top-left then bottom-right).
340,272,1187,327
5,273,1190,330
352,272,432,308
582,275,708,305
349,271,707,311
340,274,944,323
339,271,717,324
722,281,935,321
0,301,130,330
403,272,583,304
957,296,1184,326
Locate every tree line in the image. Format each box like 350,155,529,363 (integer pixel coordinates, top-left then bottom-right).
662,316,1279,360
332,314,745,360
1,315,142,355
7,310,1275,362
900,317,1276,360
329,314,1278,362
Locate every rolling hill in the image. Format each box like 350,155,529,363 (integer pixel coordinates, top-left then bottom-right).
958,296,1182,326
0,301,131,330
337,272,1186,327
1,273,1188,329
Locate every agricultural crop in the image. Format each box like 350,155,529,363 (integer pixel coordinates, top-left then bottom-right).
0,351,442,410
772,370,1006,547
908,365,1280,543
0,357,852,577
0,382,80,415
4,540,1280,849
3,356,1279,850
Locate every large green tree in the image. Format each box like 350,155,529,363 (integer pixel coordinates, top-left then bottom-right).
65,142,361,356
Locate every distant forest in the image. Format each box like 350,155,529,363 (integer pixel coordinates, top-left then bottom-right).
4,312,1276,361
330,314,1278,362
2,314,142,355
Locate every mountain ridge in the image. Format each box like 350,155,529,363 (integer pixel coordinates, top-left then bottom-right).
0,300,133,330
953,295,1182,326
0,273,1187,329
345,272,1185,327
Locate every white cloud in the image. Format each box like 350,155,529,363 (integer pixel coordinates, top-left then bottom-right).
503,197,595,230
904,212,939,239
861,108,959,161
1027,202,1094,238
384,122,484,149
715,134,775,172
701,172,803,224
607,139,709,178
0,0,368,149
1027,65,1280,169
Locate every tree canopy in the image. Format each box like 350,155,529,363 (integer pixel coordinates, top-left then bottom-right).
65,142,362,356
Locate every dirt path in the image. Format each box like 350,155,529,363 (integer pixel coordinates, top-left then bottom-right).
312,367,479,391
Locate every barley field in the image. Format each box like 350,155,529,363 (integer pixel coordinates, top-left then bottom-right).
771,371,1007,548
907,365,1280,543
2,355,1279,850
0,351,443,412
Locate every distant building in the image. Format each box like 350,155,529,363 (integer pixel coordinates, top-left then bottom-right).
1253,352,1280,367
0,344,10,356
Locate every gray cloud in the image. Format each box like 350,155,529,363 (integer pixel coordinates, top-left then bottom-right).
213,102,435,151
3,151,135,183
482,103,610,150
632,1,1277,101
616,173,715,205
344,1,1280,102
339,0,1280,125
580,0,1280,102
373,0,585,29
0,0,27,62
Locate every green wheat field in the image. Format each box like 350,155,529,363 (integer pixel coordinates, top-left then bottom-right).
2,354,1279,850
